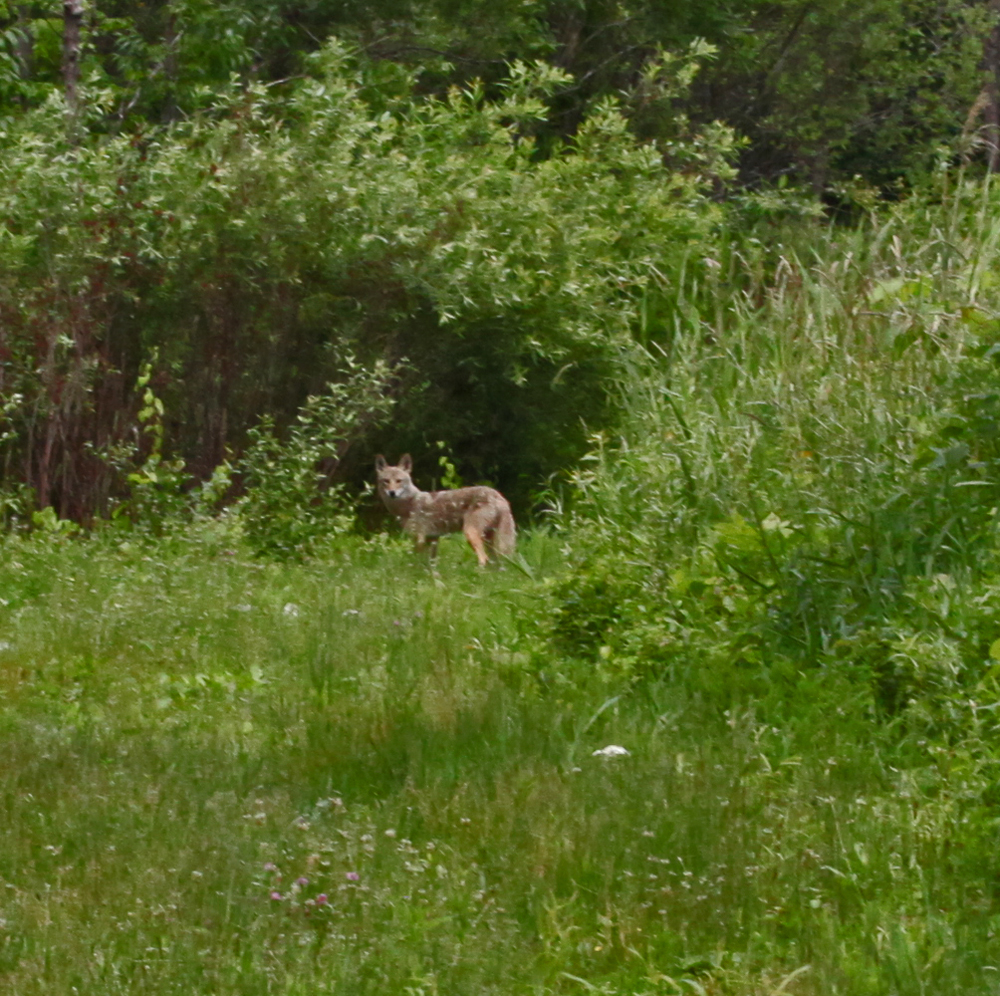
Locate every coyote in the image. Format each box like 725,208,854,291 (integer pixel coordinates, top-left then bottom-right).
375,454,516,567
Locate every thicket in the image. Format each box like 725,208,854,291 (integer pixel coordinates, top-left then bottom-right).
0,40,732,522
3,1,1000,526
551,174,1000,772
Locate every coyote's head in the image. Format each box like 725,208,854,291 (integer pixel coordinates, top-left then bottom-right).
375,454,418,501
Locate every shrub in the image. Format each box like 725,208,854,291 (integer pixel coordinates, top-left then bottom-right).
239,357,398,558
548,178,1000,725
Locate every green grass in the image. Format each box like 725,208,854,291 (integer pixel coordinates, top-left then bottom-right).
8,179,1000,995
1,523,997,996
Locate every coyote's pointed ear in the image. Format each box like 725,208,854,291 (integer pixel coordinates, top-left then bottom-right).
375,454,387,472
399,453,412,473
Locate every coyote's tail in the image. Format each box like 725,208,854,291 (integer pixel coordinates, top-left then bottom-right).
496,507,517,559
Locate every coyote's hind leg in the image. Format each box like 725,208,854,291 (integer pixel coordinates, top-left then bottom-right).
462,524,490,568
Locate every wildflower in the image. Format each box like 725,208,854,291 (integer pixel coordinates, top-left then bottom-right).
345,871,359,881
270,891,283,901
263,862,277,873
316,894,329,905
296,877,309,887
384,828,397,838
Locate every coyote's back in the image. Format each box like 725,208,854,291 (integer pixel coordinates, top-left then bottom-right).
375,454,515,566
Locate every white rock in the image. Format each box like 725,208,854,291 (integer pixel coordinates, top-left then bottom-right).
592,745,631,757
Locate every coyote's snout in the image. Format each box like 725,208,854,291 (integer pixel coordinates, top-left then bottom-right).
375,454,516,567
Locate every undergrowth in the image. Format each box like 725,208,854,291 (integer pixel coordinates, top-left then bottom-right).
5,178,1000,994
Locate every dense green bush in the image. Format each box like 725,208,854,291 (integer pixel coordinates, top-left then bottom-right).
0,41,733,520
238,357,398,558
548,178,1000,724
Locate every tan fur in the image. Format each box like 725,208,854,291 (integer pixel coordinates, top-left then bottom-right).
375,454,516,567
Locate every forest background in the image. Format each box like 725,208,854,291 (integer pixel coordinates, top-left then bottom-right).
2,0,1000,525
7,2,1000,994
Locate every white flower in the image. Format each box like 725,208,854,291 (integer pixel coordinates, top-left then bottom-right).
283,603,300,617
592,745,631,757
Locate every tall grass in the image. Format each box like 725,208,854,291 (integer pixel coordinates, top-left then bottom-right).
5,180,1000,994
5,527,995,995
560,177,1000,659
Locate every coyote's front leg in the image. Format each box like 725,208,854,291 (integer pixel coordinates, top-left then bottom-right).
413,534,440,564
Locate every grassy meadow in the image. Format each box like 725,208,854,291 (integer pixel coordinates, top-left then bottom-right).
6,181,1000,994
3,528,991,996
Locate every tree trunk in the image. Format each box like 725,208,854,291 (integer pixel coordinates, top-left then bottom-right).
15,5,33,86
162,4,179,123
985,1,1000,171
62,0,84,120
